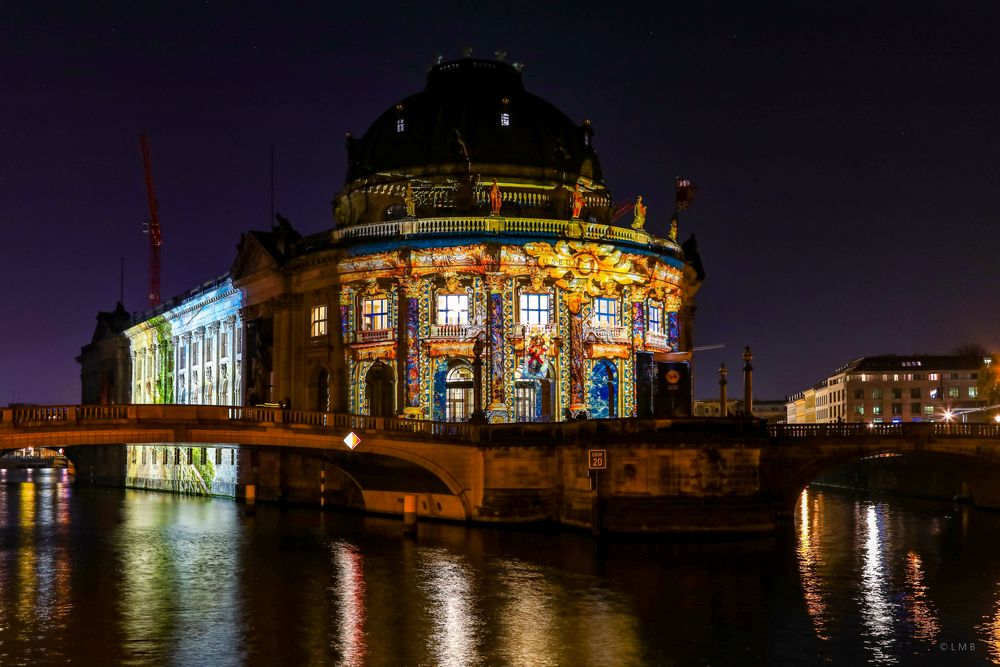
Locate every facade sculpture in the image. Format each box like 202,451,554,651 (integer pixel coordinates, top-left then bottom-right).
81,57,703,421
631,196,646,230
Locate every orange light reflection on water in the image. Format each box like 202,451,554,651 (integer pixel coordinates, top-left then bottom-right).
904,551,938,643
796,488,829,640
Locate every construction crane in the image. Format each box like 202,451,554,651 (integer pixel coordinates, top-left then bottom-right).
610,200,634,224
139,133,162,308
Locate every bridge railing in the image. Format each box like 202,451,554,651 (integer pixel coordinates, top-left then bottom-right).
768,422,1000,439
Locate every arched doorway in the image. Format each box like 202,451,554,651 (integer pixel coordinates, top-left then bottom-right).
589,359,618,419
445,363,474,422
315,368,330,412
365,361,395,417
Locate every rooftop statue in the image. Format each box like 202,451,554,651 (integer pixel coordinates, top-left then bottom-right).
489,179,502,216
570,184,584,219
631,196,646,230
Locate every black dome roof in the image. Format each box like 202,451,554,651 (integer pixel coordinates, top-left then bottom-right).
345,59,602,183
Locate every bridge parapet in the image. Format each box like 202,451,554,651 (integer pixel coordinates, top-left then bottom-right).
1,405,770,446
768,422,1000,440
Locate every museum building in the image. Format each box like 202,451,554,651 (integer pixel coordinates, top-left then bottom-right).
81,57,704,422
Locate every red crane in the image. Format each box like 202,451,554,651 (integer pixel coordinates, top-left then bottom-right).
139,133,162,307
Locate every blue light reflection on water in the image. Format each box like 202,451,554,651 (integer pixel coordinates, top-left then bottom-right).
0,471,999,664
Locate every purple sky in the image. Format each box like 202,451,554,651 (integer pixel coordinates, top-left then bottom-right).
3,2,999,405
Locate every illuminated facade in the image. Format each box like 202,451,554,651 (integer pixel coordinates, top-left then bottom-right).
123,276,244,406
82,57,704,421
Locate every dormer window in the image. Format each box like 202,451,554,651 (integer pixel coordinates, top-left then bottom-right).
500,112,510,127
396,118,405,133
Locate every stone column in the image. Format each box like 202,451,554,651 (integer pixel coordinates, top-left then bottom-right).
485,273,507,422
742,346,753,417
335,287,354,413
181,333,192,405
400,279,423,415
208,322,220,405
172,336,180,405
566,293,587,418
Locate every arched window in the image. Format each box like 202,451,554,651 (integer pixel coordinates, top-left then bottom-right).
446,364,474,422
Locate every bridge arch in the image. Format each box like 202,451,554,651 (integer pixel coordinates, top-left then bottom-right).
770,440,1000,516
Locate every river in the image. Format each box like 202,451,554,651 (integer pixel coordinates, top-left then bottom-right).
0,469,997,665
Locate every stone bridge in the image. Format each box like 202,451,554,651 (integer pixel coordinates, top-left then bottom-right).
4,405,1000,533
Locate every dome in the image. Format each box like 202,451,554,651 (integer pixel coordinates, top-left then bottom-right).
344,59,603,184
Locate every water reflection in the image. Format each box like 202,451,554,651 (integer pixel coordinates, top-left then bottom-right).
903,551,938,643
418,547,483,667
330,540,367,666
4,473,1000,664
859,503,897,664
796,488,829,640
496,560,559,666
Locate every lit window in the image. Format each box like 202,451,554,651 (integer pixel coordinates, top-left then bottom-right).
445,365,474,422
923,405,935,415
594,297,617,326
362,298,388,331
648,304,663,333
519,293,550,325
500,112,510,126
855,404,864,415
311,305,328,337
396,118,405,132
948,387,960,398
928,373,940,381
970,386,979,398
873,405,883,415
930,388,939,399
437,294,469,325
872,388,883,400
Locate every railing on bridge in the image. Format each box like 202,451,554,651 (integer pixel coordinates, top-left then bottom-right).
4,405,1000,445
768,422,1000,439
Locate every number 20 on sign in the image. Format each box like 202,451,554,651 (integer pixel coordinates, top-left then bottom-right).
588,449,607,470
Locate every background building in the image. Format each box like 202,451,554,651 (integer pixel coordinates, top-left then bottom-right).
785,355,992,424
80,57,705,421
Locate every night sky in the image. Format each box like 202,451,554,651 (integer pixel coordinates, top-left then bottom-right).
3,2,999,406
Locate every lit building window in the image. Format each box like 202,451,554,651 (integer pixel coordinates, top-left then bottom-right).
930,388,939,399
948,387,960,398
500,112,510,126
923,405,934,415
396,118,405,132
872,388,883,400
928,373,940,381
594,297,617,326
311,305,328,337
970,386,979,398
437,294,469,325
362,298,389,331
648,304,662,333
873,405,883,415
519,293,550,325
446,365,474,422
855,404,864,415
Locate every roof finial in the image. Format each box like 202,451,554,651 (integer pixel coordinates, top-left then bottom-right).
512,61,525,72
495,49,507,61
463,46,474,58
432,52,443,66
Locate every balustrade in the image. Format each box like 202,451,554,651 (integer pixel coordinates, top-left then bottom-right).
329,216,679,248
427,323,485,340
356,328,394,344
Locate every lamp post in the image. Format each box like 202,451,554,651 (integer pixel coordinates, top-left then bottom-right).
719,362,728,417
742,346,753,417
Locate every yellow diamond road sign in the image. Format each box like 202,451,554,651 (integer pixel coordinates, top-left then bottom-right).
344,432,361,450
